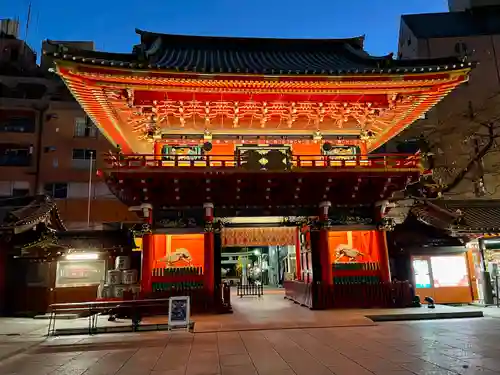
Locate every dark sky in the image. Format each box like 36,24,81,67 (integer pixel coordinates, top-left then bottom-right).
2,0,448,56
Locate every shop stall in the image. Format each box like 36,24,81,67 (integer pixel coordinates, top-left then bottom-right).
411,251,475,304
407,199,500,304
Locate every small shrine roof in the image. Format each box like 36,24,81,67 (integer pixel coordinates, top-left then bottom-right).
412,199,500,235
56,229,137,250
45,29,473,75
389,214,462,249
0,195,66,234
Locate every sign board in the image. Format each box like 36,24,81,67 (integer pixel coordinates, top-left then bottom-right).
168,296,190,328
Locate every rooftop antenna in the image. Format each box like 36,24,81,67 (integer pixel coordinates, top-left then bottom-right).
23,2,32,55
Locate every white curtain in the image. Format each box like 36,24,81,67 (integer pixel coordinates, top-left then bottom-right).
0,182,11,196
93,182,114,199
13,181,30,189
67,182,88,198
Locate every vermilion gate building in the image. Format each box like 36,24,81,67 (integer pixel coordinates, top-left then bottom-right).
45,30,472,309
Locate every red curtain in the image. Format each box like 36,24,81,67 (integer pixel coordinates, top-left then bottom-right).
352,231,381,262
153,234,167,268
329,230,382,262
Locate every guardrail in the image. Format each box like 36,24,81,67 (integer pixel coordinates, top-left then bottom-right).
103,153,419,171
236,283,264,298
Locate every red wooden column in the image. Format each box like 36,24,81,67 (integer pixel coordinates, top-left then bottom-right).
319,201,332,285
203,203,215,294
295,227,302,281
378,230,391,283
359,141,368,160
153,142,162,160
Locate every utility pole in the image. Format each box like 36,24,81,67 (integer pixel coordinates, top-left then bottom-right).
87,151,94,228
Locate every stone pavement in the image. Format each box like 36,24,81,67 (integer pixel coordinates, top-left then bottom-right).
47,293,484,335
0,318,49,362
1,318,500,375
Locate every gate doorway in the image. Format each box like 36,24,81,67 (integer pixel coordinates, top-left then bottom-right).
220,226,297,289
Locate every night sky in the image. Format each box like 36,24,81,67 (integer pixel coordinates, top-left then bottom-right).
2,0,448,57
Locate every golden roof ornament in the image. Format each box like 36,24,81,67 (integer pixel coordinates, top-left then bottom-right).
203,130,212,141
313,130,322,141
359,129,375,142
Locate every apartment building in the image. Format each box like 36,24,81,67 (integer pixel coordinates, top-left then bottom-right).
396,3,500,198
0,20,137,229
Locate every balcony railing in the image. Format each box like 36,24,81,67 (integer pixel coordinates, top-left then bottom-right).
0,155,32,167
103,153,419,171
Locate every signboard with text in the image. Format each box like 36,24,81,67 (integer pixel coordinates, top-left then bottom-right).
168,296,191,328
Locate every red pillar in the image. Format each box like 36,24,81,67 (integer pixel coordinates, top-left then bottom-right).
295,227,302,281
203,203,215,293
141,233,154,294
359,141,368,159
378,231,391,283
139,204,153,295
154,142,162,160
319,201,332,285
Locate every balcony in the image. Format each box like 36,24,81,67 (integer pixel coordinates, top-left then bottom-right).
103,153,420,172
0,155,32,167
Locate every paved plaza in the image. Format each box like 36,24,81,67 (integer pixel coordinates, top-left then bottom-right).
0,317,500,375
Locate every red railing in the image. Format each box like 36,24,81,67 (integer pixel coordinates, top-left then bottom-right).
104,153,419,171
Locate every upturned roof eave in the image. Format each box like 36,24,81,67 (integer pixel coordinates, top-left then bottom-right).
48,52,475,78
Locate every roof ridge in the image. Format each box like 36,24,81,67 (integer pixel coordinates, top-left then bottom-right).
135,28,366,50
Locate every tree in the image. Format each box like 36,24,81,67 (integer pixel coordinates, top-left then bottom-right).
395,91,500,199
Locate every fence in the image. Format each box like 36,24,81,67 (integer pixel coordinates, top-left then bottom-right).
236,283,264,298
284,280,412,309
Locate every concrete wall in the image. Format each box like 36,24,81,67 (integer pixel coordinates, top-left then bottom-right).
398,23,500,198
449,0,500,11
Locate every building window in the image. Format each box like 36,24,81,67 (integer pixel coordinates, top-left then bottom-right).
67,182,89,198
74,117,98,138
0,110,36,133
0,181,30,197
66,182,114,200
455,42,468,56
0,146,32,166
0,182,11,196
93,182,114,200
44,183,68,199
10,48,19,61
12,188,29,197
72,148,96,160
72,148,96,169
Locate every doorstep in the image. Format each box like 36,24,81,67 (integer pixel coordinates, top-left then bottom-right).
365,305,484,322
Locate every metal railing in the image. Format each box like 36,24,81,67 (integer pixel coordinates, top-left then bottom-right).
236,283,264,298
103,153,419,171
